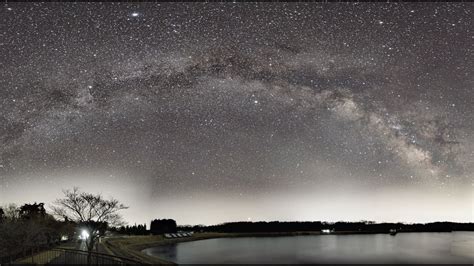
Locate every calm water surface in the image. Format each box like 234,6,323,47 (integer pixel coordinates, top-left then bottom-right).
143,232,474,264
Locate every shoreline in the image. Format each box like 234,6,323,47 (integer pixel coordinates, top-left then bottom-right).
104,233,238,264
103,230,460,264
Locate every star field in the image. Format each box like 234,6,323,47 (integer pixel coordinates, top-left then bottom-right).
0,3,472,225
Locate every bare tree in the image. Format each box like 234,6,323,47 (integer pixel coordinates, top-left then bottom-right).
51,187,127,263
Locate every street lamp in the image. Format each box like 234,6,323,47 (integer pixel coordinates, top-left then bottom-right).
81,229,90,240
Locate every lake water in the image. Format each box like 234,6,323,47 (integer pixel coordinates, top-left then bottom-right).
143,232,474,264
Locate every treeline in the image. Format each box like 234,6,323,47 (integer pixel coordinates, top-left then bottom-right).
178,221,474,233
111,219,178,235
0,203,75,263
151,219,177,234
114,223,148,235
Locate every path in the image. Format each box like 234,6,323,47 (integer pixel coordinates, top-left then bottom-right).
46,239,113,265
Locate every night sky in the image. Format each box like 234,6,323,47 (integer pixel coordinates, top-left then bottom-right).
0,3,472,225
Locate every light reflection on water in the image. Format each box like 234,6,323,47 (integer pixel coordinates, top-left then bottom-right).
143,232,474,264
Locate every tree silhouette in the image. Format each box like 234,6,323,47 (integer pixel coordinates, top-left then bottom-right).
19,203,46,220
0,202,74,263
150,219,177,234
51,187,127,264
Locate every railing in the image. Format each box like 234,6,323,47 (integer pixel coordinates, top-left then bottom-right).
6,248,143,265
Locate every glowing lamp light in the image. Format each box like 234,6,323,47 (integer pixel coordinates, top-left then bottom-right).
81,229,90,240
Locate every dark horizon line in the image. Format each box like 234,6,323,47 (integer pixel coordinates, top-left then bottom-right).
141,219,474,228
